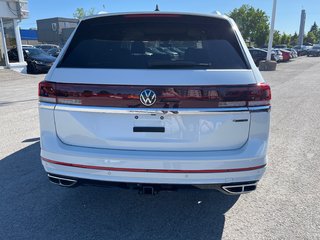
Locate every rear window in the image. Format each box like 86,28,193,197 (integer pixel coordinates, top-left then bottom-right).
58,14,249,70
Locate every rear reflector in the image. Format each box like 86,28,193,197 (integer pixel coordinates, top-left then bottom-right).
38,81,271,108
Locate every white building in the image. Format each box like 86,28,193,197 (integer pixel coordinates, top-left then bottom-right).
0,0,29,71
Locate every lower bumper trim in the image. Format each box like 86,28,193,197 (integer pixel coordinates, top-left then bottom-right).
47,173,259,194
41,157,266,174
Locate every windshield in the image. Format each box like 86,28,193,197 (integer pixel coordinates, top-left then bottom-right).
59,15,248,70
24,48,46,57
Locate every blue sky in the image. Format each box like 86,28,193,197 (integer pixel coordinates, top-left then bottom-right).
20,0,320,34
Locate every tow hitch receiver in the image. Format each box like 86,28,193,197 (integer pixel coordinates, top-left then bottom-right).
139,185,156,195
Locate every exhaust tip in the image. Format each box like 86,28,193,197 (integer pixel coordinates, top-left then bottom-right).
221,183,257,195
48,174,78,187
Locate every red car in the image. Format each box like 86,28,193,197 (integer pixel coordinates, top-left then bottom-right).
279,49,291,62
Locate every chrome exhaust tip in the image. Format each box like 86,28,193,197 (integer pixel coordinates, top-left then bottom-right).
48,174,78,187
221,183,257,195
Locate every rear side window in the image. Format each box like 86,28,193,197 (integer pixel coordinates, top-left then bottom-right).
58,14,249,70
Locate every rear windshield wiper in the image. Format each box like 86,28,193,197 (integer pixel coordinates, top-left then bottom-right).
148,61,212,69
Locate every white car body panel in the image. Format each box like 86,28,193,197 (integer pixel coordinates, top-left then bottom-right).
39,12,271,191
40,103,269,184
54,105,251,151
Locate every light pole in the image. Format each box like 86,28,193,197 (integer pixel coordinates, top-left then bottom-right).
267,0,277,61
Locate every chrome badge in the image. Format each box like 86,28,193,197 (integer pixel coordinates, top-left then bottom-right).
140,89,157,106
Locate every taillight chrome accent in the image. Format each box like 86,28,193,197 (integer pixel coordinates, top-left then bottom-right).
38,81,271,108
57,98,82,105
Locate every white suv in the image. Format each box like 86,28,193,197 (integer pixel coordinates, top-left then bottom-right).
38,12,271,195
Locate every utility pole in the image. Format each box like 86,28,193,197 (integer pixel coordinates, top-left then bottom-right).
267,0,277,61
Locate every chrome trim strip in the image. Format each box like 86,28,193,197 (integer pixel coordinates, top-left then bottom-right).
41,103,270,114
54,104,250,114
38,102,56,110
248,106,271,112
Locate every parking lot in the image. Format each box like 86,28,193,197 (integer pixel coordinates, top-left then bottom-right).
1,57,320,240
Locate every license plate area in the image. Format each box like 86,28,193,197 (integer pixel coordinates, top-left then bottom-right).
54,106,251,151
133,127,165,133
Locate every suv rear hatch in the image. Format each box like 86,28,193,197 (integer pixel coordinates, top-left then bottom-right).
40,13,270,151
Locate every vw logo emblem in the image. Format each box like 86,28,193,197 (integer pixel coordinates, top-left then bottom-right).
140,89,157,106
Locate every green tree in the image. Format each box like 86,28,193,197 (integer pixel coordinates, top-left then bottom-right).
304,31,317,44
280,33,291,45
273,30,281,46
309,22,319,42
290,32,299,46
229,5,270,47
73,7,96,19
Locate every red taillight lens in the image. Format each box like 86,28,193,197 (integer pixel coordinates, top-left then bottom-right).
246,83,271,107
38,81,56,103
38,82,271,108
216,83,271,107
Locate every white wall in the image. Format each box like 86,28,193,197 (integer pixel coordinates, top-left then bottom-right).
0,1,29,19
0,2,17,18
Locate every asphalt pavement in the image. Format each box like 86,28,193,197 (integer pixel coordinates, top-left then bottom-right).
0,58,320,240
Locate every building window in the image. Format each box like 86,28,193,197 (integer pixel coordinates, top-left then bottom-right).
2,18,18,63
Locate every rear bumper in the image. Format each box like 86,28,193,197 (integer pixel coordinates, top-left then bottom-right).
41,137,268,184
42,156,266,185
40,103,270,185
47,172,259,194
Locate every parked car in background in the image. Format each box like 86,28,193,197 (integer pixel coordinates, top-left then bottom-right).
38,12,271,195
157,46,179,59
249,48,278,66
278,49,291,62
285,48,298,58
293,45,312,56
307,45,320,57
169,46,185,56
22,44,34,48
264,48,284,62
35,44,60,53
146,46,167,55
274,44,287,49
8,47,56,74
47,48,61,58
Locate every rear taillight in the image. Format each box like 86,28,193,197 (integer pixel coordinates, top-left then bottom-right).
217,83,271,107
246,83,271,107
38,82,271,108
38,81,56,103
